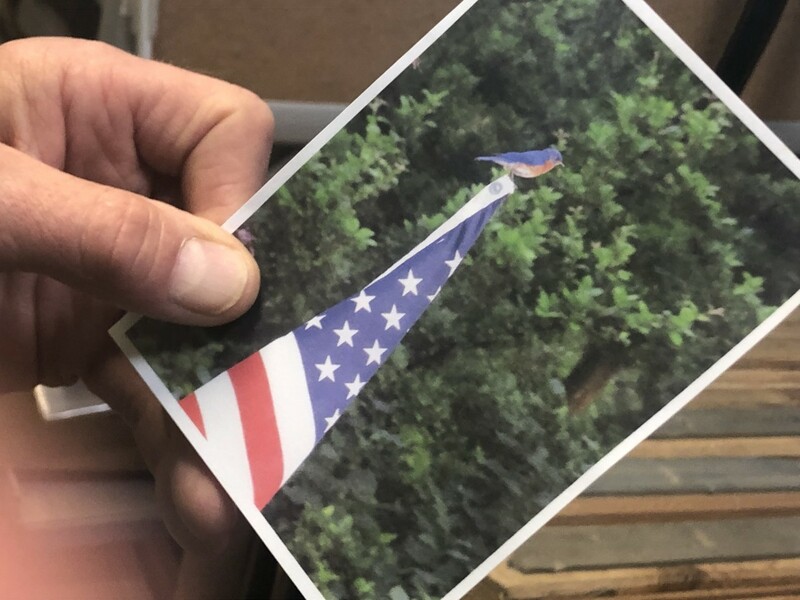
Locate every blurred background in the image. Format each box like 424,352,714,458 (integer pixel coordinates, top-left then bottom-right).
1,0,798,151
0,1,797,599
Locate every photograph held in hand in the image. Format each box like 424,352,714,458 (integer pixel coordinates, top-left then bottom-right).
112,0,800,598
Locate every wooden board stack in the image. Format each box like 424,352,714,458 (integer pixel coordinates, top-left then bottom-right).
467,309,800,599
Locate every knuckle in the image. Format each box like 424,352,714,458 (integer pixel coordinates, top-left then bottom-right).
0,40,39,91
217,86,274,137
77,39,118,55
0,37,114,67
0,37,37,63
243,91,275,136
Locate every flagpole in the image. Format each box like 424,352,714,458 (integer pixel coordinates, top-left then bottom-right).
373,175,516,284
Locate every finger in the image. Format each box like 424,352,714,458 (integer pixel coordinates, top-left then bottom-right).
85,349,238,553
83,346,170,474
0,144,259,325
175,523,255,600
126,54,274,220
156,440,239,554
53,38,273,221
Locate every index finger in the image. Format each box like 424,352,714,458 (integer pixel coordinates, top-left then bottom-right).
63,40,274,223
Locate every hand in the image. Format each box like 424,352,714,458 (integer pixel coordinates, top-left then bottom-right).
0,37,273,553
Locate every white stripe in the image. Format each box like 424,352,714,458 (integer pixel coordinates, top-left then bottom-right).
374,175,516,283
194,373,255,502
260,333,317,485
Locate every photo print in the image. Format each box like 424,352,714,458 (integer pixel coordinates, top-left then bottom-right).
112,0,800,598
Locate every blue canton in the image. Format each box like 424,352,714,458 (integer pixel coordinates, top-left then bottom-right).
294,198,508,440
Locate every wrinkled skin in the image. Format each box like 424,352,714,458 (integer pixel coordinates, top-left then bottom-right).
0,37,273,552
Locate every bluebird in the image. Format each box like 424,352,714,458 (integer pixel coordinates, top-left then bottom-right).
476,148,564,179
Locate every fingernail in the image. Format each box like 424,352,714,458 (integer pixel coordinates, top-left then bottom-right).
169,238,250,315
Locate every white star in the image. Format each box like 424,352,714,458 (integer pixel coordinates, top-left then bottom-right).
315,355,340,382
325,409,341,432
333,321,358,347
351,290,376,313
345,374,366,399
427,287,442,302
364,340,387,365
445,251,463,275
382,304,405,330
398,269,423,296
305,314,326,330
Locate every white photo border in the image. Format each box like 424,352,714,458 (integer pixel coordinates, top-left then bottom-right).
110,1,800,598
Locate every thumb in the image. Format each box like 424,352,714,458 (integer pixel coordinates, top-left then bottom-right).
0,144,260,325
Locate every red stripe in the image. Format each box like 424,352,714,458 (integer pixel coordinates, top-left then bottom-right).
180,393,206,438
227,353,284,508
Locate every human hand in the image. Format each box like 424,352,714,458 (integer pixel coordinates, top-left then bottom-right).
0,37,273,552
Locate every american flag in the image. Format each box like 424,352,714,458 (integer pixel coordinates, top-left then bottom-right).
180,176,516,508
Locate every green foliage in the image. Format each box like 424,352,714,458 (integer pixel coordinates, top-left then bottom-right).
287,503,399,598
129,0,800,597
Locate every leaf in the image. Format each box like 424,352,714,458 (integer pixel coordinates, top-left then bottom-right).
668,331,684,347
389,587,411,600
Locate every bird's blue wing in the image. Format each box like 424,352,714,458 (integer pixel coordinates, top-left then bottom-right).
507,150,552,165
479,150,550,166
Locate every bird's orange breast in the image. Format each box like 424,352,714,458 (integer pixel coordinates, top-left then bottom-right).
511,159,559,178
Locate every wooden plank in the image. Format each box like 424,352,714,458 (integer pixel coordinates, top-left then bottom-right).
630,436,800,459
631,590,800,600
477,558,800,599
784,308,800,324
510,517,800,572
710,369,800,390
468,584,800,600
654,407,800,438
760,324,800,341
464,576,506,600
587,457,800,495
742,338,800,362
735,360,800,371
690,388,799,410
551,492,800,526
465,581,800,600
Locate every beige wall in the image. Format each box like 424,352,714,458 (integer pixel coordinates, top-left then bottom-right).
648,0,747,66
740,0,800,120
155,0,799,119
649,0,800,120
155,0,462,103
